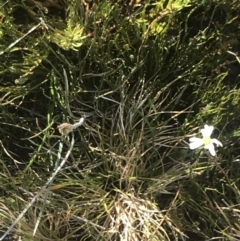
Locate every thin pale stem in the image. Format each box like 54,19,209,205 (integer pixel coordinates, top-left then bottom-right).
0,135,75,241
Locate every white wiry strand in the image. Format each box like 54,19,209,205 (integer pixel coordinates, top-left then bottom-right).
58,117,85,137
0,18,48,56
0,0,10,8
0,135,75,241
33,135,65,236
72,117,85,129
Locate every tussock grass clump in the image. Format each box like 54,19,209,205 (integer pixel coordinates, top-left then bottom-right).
1,0,240,240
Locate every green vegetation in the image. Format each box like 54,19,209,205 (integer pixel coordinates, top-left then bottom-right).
1,0,240,240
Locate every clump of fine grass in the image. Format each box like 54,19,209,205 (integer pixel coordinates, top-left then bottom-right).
1,0,240,241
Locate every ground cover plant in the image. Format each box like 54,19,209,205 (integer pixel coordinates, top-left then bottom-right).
1,0,240,240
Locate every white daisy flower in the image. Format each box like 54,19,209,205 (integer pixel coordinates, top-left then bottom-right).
189,124,222,156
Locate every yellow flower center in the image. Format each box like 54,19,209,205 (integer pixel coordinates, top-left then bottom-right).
203,137,211,145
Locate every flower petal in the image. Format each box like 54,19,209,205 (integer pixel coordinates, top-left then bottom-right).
201,125,214,138
211,138,223,147
205,143,216,156
189,138,204,149
189,137,202,142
